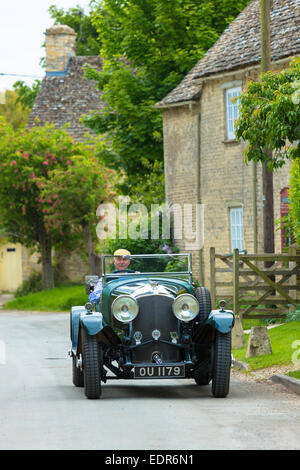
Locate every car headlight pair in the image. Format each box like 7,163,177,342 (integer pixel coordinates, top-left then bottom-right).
112,293,199,323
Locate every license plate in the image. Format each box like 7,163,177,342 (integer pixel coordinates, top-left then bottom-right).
134,364,185,379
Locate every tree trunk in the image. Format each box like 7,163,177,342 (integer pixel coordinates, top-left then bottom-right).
263,154,275,255
39,234,54,290
83,224,101,276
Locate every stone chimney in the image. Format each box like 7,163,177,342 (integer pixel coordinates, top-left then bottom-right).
45,25,76,75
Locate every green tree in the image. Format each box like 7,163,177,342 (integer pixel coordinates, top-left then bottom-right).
285,161,300,247
0,90,30,129
235,57,300,169
0,119,112,289
83,0,250,198
13,80,41,111
39,153,116,275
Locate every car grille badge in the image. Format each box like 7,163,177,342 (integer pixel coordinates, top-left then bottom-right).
133,331,143,345
170,332,178,344
152,329,161,341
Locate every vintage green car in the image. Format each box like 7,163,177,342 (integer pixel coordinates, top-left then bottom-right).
69,253,234,399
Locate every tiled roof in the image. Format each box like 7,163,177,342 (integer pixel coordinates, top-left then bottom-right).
157,0,300,107
27,56,103,141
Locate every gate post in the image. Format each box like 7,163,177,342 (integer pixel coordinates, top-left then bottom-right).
288,246,297,311
233,249,239,316
232,249,246,348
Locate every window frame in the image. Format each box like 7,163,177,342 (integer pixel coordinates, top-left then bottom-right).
225,86,241,141
229,206,244,253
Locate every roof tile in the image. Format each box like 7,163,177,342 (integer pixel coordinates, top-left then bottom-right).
157,0,300,107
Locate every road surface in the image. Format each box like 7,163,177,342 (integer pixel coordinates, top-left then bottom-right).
0,311,299,450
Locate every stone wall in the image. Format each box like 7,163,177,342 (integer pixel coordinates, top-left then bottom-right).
162,104,203,283
21,246,89,285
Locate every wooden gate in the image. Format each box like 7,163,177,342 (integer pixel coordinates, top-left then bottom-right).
210,247,300,320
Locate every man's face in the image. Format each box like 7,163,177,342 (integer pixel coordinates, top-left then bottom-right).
114,256,130,271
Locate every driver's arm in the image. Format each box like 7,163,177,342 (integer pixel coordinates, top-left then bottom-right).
89,277,103,304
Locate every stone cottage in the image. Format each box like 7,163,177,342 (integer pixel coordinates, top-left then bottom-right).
156,0,300,286
0,25,103,291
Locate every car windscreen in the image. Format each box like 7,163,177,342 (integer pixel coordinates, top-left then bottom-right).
102,254,191,279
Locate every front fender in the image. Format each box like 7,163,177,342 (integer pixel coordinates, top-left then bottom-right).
206,309,235,334
70,306,86,350
80,311,104,336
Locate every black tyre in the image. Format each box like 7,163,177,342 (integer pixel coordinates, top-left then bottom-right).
72,354,84,387
195,287,212,323
194,358,211,386
212,331,231,398
81,328,102,399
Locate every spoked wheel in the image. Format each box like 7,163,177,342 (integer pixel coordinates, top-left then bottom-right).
195,287,212,324
81,328,102,399
72,354,84,387
212,331,231,398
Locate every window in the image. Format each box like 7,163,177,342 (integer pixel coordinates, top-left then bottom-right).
230,207,244,252
225,87,241,140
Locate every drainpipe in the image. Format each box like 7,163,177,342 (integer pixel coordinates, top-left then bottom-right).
197,110,204,285
253,161,258,253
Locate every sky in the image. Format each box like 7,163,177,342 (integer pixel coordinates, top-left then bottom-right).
0,0,92,93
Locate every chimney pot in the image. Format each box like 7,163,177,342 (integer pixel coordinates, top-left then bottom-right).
45,25,76,74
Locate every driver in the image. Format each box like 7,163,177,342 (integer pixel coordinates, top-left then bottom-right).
88,249,133,304
112,248,134,274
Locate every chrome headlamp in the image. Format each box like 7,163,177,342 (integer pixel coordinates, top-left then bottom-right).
172,294,199,322
112,295,139,323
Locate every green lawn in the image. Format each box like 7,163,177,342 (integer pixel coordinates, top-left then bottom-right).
233,321,300,370
287,370,300,380
3,285,86,312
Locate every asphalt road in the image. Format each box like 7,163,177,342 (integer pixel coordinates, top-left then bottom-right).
0,311,300,450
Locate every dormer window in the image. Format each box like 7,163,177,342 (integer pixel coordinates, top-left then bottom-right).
225,87,241,140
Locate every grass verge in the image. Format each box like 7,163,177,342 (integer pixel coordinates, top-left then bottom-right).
3,285,86,312
286,370,300,380
233,321,300,370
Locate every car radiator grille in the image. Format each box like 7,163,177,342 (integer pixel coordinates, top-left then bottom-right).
131,295,180,363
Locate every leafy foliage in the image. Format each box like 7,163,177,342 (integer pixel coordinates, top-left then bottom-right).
235,57,300,169
287,159,300,247
0,120,82,248
0,90,30,129
0,119,114,287
14,271,43,298
83,0,250,197
39,152,116,252
13,80,41,111
285,308,300,323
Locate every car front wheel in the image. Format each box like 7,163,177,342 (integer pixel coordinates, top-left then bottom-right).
81,328,102,399
72,354,84,387
212,331,231,398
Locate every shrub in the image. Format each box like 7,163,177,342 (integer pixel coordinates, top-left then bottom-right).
285,308,300,323
15,271,43,297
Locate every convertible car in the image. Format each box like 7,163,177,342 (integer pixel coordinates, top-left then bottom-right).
69,253,235,399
